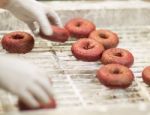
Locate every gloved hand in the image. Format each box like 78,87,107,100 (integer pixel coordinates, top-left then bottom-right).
3,0,62,36
0,55,54,108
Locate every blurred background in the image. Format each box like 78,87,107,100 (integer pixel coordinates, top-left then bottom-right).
0,0,149,30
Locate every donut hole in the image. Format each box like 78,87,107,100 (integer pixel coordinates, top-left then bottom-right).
99,33,108,39
111,68,121,74
114,52,123,57
12,34,24,40
83,42,94,50
76,22,82,27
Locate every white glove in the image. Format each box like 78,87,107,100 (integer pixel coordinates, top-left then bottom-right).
0,55,54,108
3,0,62,36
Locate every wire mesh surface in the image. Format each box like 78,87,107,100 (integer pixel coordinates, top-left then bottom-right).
0,26,150,113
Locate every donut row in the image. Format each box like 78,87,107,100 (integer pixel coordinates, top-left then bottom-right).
69,18,150,89
66,18,150,89
66,18,135,89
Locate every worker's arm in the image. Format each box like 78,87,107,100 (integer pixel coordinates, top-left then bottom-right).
0,0,62,36
0,55,54,108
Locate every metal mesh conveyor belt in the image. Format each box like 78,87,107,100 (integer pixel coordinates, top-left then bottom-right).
0,26,150,114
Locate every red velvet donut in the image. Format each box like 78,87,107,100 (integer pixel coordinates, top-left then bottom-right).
65,18,96,38
101,48,134,67
142,66,150,85
97,64,134,88
1,31,34,54
71,38,104,61
40,26,69,43
18,99,56,111
89,29,119,49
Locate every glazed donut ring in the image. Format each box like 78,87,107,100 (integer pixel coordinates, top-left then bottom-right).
96,64,134,88
101,48,134,67
71,38,104,61
18,99,56,111
142,66,150,85
40,26,69,43
65,18,95,38
89,29,119,49
2,31,34,54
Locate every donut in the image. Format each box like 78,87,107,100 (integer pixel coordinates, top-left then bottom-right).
1,31,34,54
40,26,69,43
18,99,56,111
71,38,104,61
142,66,150,85
101,48,134,67
96,64,134,88
65,18,95,38
89,29,119,49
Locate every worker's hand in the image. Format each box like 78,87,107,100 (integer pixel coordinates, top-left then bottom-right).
0,55,54,109
3,0,62,36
